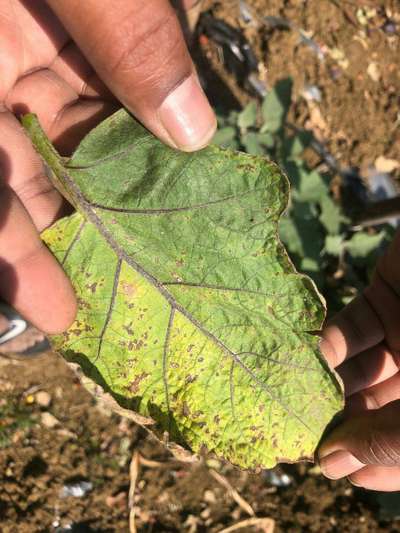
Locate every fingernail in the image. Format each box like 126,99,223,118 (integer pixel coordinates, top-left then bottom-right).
347,476,362,488
159,74,216,151
319,450,364,480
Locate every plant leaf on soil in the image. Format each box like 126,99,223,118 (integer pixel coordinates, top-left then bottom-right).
261,78,293,133
23,110,343,469
237,101,258,131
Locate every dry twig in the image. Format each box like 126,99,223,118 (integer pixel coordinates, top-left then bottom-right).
128,451,141,533
218,517,275,533
139,455,184,469
209,469,255,517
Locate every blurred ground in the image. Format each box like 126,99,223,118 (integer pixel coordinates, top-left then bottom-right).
1,352,398,532
1,1,400,532
201,0,399,175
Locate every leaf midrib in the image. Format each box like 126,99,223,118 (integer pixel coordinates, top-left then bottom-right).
85,186,270,215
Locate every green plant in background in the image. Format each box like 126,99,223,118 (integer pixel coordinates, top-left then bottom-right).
213,78,393,312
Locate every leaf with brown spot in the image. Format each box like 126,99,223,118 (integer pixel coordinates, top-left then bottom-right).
24,110,343,469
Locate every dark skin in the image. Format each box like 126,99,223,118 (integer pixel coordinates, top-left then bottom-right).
319,230,400,491
1,0,399,491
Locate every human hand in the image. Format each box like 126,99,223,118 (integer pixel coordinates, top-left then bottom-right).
319,230,400,491
0,0,215,334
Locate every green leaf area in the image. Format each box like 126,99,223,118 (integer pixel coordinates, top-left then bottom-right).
24,110,342,469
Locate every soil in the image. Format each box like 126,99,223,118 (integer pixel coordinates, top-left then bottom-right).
1,1,400,532
1,352,399,533
200,0,400,175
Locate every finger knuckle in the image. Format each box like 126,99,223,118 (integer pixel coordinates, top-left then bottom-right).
364,430,400,466
360,389,380,410
346,315,368,348
109,9,182,80
14,172,54,204
352,356,369,390
345,295,383,350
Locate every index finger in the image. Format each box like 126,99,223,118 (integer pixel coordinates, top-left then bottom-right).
0,186,76,334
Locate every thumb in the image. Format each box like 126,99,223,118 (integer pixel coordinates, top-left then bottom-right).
318,400,400,479
47,0,216,151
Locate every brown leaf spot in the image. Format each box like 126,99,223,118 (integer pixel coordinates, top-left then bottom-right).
121,281,137,298
77,297,91,310
127,339,144,351
129,372,149,394
123,322,134,336
86,282,98,294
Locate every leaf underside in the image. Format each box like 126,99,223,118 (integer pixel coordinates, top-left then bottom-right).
24,110,343,469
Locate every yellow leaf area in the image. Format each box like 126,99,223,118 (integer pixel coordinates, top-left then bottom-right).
43,212,341,469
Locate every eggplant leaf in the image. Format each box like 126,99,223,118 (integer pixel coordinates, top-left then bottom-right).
24,110,342,469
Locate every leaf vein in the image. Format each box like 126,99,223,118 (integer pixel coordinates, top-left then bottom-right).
61,219,86,266
94,257,122,363
60,170,316,436
163,307,175,429
88,187,268,215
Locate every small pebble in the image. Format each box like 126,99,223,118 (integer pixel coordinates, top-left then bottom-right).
105,491,126,508
203,489,217,504
35,391,51,408
382,21,397,34
302,84,322,102
60,481,93,498
41,412,60,428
